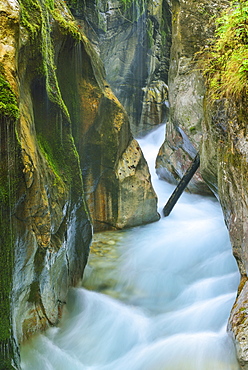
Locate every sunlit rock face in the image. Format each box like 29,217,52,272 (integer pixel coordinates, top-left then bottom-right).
70,0,172,136
0,0,159,366
80,92,159,231
56,36,159,232
155,0,228,195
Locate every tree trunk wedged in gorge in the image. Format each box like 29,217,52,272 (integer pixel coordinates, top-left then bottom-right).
0,0,159,366
155,0,229,195
67,0,172,137
163,153,200,217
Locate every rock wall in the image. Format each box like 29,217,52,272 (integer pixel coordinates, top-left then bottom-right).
0,1,92,367
201,91,248,370
4,0,248,367
0,0,159,367
158,0,248,368
156,0,229,195
54,28,159,231
69,0,172,136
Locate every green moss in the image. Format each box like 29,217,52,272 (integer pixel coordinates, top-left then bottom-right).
200,1,248,101
161,29,167,46
120,0,132,4
37,130,83,201
37,134,65,186
19,0,42,37
46,0,54,10
0,76,19,120
19,0,71,120
52,9,82,41
27,281,40,303
239,307,247,312
0,113,23,366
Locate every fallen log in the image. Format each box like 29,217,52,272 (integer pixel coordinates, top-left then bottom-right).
163,153,200,217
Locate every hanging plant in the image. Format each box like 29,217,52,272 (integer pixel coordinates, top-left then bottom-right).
199,0,248,101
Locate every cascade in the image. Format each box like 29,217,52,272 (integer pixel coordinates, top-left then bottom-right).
20,124,241,370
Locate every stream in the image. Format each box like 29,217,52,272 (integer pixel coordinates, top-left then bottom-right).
21,124,241,369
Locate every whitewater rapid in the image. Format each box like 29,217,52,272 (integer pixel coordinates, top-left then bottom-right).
21,124,241,370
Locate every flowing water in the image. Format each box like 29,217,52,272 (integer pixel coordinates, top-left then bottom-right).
21,124,241,369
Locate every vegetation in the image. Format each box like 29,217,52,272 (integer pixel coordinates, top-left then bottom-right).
19,0,82,120
120,0,132,6
0,76,19,120
0,0,90,365
52,9,82,41
201,0,248,101
19,0,42,37
37,132,80,189
120,0,145,19
0,114,22,368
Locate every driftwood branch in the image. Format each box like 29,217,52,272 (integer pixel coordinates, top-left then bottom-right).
163,153,200,217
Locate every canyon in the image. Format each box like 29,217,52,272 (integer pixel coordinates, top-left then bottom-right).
0,0,248,368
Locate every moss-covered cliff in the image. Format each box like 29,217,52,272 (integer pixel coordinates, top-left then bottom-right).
0,0,92,367
0,0,159,367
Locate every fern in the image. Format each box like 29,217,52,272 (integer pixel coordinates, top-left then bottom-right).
200,0,248,100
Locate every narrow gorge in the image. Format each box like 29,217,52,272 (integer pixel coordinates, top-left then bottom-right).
0,0,248,369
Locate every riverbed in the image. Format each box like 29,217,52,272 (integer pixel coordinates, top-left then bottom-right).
20,125,241,370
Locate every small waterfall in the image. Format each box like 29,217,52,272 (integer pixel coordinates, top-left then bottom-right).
20,124,241,370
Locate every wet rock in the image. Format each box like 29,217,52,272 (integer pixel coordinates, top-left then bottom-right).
156,0,229,195
228,279,248,370
150,1,248,364
115,138,160,228
201,97,248,368
0,0,160,366
70,0,172,136
78,88,159,231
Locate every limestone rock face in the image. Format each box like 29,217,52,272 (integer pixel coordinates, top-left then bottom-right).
53,21,159,231
0,0,92,367
228,279,248,370
201,98,248,368
156,0,229,195
71,81,160,231
0,0,159,367
115,138,158,228
161,0,248,367
70,0,172,136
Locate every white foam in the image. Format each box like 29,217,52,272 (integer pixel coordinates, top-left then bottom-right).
21,124,240,369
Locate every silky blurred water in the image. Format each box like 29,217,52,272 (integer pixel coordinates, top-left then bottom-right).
21,124,241,370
